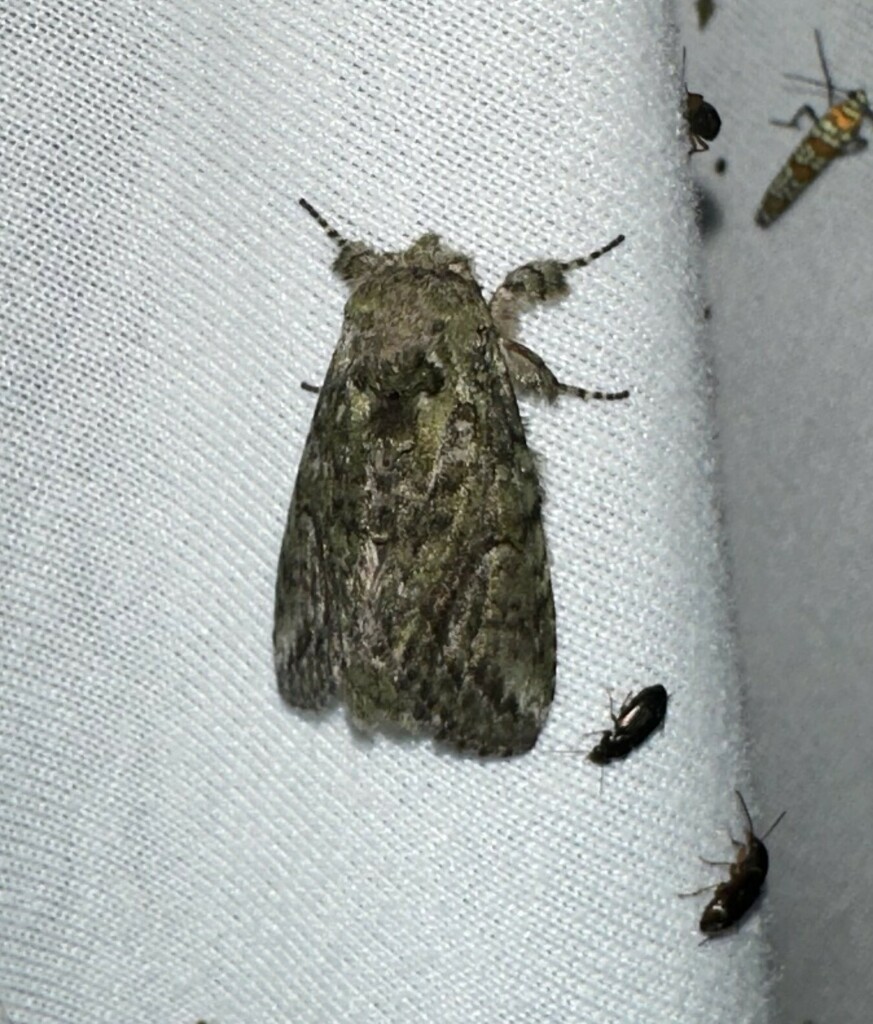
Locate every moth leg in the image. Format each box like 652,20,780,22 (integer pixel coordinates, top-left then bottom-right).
498,339,628,401
699,855,732,867
769,104,820,130
490,237,629,401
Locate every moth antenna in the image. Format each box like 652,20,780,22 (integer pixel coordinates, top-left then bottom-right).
299,198,350,248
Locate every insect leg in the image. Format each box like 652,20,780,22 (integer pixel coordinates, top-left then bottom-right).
599,686,618,723
490,236,629,402
699,855,733,867
678,883,719,898
499,339,629,402
616,690,635,718
770,104,820,130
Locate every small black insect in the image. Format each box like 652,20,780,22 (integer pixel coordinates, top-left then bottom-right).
587,684,669,764
683,50,721,154
714,156,727,174
682,789,786,940
686,89,721,153
549,685,667,792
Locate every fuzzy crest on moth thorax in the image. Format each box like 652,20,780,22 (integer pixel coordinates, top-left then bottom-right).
335,265,492,394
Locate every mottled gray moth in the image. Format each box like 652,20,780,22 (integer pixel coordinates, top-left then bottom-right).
274,199,629,756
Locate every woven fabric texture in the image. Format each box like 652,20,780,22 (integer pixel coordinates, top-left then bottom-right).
2,2,772,1022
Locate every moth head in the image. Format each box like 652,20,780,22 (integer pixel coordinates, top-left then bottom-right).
404,234,476,279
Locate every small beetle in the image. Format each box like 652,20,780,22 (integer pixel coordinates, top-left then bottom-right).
682,789,786,939
686,91,722,154
549,685,667,792
587,684,669,764
683,49,721,154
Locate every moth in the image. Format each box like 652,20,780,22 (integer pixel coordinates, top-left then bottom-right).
681,789,786,939
273,199,629,756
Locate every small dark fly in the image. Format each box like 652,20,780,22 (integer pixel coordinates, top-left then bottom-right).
681,789,786,940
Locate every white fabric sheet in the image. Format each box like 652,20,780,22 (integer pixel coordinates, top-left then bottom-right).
1,2,786,1022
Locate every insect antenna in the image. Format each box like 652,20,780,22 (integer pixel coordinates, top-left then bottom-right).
760,810,787,841
781,29,863,106
782,70,842,89
782,72,852,99
299,197,350,247
557,234,625,272
735,788,755,831
813,27,836,105
734,789,786,839
548,729,606,752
